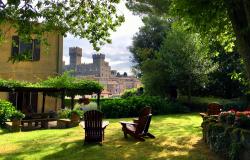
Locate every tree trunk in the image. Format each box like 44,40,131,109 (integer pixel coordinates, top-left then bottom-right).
187,77,192,105
227,0,250,80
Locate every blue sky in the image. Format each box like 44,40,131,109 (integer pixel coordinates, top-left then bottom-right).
63,1,143,75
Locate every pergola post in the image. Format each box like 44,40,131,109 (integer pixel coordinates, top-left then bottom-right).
42,92,46,113
61,90,65,109
97,92,101,110
70,95,75,110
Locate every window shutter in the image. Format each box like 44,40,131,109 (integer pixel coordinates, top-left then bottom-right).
33,39,40,61
11,36,19,57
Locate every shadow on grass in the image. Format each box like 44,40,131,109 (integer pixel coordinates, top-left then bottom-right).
33,137,222,160
0,128,10,135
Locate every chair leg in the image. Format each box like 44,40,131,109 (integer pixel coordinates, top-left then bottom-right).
135,136,145,141
146,133,155,138
123,131,128,138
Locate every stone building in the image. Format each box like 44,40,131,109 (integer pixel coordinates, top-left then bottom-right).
0,23,63,113
64,47,142,97
64,47,111,77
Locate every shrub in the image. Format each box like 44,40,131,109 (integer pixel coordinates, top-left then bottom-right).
234,115,250,129
10,110,25,120
58,108,71,119
121,88,138,98
0,100,16,125
222,102,248,112
70,109,84,119
101,96,189,118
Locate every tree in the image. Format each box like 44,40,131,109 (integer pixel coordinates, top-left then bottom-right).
123,72,128,77
142,29,215,101
126,0,250,83
129,15,171,74
0,0,124,55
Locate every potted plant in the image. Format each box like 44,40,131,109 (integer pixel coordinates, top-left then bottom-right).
10,110,25,126
70,110,82,122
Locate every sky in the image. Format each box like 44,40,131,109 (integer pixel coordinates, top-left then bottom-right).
63,1,143,75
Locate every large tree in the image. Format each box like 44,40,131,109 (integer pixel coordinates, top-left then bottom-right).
142,29,215,100
129,15,171,76
126,0,250,82
0,0,124,52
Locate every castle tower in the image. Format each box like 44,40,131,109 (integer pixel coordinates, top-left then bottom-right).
92,53,105,65
69,47,82,66
92,53,111,77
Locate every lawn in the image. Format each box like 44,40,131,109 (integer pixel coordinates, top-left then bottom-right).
0,114,221,160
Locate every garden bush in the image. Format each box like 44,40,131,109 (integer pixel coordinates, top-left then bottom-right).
0,100,16,125
222,102,249,111
101,96,189,118
201,118,250,160
58,108,84,119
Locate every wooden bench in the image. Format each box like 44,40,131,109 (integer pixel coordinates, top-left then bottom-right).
21,118,57,129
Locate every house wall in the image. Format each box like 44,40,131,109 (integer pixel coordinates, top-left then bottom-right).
0,24,63,113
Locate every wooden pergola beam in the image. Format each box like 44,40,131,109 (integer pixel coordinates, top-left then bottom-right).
42,92,46,113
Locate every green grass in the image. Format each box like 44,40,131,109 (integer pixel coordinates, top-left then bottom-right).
0,114,220,160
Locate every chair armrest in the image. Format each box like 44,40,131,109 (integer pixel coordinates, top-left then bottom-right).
199,113,207,118
133,118,139,123
120,121,136,125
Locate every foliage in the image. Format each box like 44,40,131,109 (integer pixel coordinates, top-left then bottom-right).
201,120,246,160
121,87,144,98
58,108,84,119
141,29,215,98
129,15,171,75
234,115,250,129
101,95,189,118
10,110,25,120
222,102,249,112
70,109,84,119
192,44,247,99
57,109,71,119
126,0,250,85
0,0,124,57
178,96,249,112
0,100,16,125
0,72,103,96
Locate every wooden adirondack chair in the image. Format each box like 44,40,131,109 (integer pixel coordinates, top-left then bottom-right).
200,103,222,120
82,110,109,143
120,107,155,141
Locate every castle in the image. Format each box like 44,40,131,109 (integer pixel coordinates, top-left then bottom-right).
63,47,141,97
64,47,112,77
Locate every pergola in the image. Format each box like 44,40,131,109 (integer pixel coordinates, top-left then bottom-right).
0,74,103,113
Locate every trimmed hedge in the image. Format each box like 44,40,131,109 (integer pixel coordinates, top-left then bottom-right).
202,117,250,160
178,96,249,112
101,96,189,118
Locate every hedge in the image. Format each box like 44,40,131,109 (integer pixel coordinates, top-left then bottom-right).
100,96,190,118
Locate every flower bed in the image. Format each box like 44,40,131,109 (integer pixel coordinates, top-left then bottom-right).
201,112,250,160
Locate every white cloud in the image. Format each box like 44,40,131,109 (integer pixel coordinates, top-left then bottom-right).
63,1,143,75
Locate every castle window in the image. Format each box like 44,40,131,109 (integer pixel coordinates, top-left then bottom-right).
12,36,40,61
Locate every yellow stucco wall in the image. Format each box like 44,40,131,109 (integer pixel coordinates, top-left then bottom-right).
0,24,63,112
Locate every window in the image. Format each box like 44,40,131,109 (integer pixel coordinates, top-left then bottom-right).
12,36,40,61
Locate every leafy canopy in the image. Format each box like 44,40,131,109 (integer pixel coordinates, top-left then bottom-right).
0,0,124,51
142,29,215,97
0,72,103,96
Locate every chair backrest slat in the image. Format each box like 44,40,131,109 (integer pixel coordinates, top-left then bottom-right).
84,110,103,142
135,107,152,134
